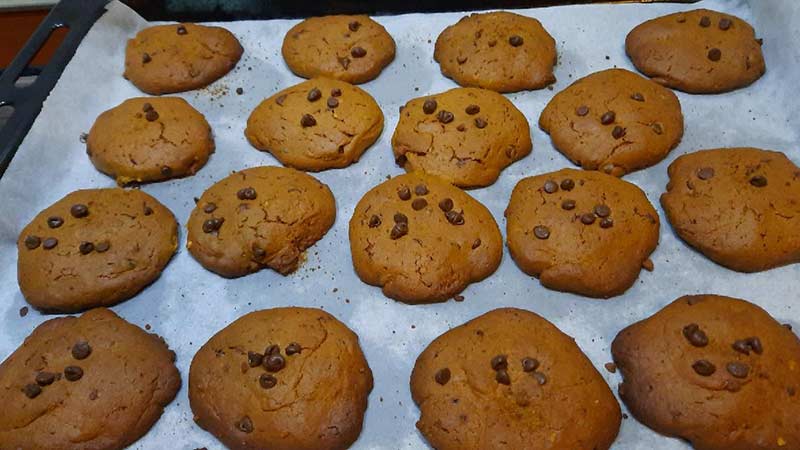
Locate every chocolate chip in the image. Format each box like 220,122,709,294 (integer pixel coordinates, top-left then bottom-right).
300,114,316,127
236,416,254,433
490,354,508,371
543,180,558,194
368,215,381,228
412,198,428,210
275,94,287,105
699,16,711,27
472,238,481,249
145,109,159,122
561,199,576,210
331,88,342,97
142,53,151,64
42,237,58,250
259,374,277,389
437,110,454,124
748,337,763,354
95,241,110,253
750,175,767,187
719,18,732,30
394,212,408,224
390,222,409,240
726,362,749,378
338,56,351,69
594,204,611,218
465,104,480,115
265,344,281,356
47,216,64,228
732,337,763,355
177,25,187,35
435,368,451,385
560,178,575,191
202,218,224,233
237,187,257,200
203,203,217,214
423,99,437,114
64,366,83,381
142,102,153,112
35,371,56,386
445,210,464,225
682,324,709,347
533,225,550,240
351,46,367,58
474,117,488,129
24,235,41,250
143,205,153,216
580,213,596,225
327,97,339,108
508,35,523,47
79,242,94,255
438,198,454,212
415,184,429,196
631,92,645,102
575,105,589,116
307,87,322,102
692,359,716,376
457,124,466,132
708,48,722,62
533,371,548,385
264,354,286,372
495,369,511,385
600,218,614,229
72,341,92,360
247,351,263,367
236,87,244,95
521,357,539,372
612,126,626,139
285,343,301,355
349,21,361,31
70,204,89,218
398,186,412,200
23,383,41,399
697,167,715,180
600,111,616,125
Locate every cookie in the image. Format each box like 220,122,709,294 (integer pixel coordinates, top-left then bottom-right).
245,78,384,171
411,308,621,450
17,188,178,313
87,97,214,185
539,68,684,177
612,294,800,450
282,15,396,84
661,148,800,272
392,87,532,188
186,166,335,278
0,308,180,450
349,172,502,303
434,11,557,93
505,169,659,298
626,9,765,94
189,307,372,450
124,23,243,95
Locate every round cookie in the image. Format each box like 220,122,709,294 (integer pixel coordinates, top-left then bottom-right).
434,11,557,93
186,166,336,278
189,307,373,450
245,78,384,171
539,68,684,177
349,172,502,304
411,308,621,450
0,308,181,450
505,169,659,298
17,188,178,313
626,9,765,94
661,147,800,272
612,294,800,450
282,15,396,84
124,23,243,95
392,87,532,188
87,97,214,185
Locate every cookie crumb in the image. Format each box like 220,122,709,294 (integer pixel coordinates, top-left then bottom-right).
604,362,617,373
19,306,28,317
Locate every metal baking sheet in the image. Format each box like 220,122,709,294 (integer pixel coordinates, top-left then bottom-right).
1,0,798,448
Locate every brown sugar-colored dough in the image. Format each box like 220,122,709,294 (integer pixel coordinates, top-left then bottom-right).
0,308,181,450
392,87,532,188
434,11,557,93
189,307,373,450
245,78,384,172
505,169,659,298
411,308,621,450
282,15,396,84
612,294,800,450
349,172,502,304
539,68,683,177
124,23,243,95
87,97,214,185
186,166,335,278
661,147,800,272
17,188,178,313
626,9,765,94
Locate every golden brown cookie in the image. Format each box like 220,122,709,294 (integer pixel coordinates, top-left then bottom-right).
17,188,178,313
0,308,181,450
186,166,335,278
282,15,396,84
626,9,765,94
245,78,384,171
434,11,557,93
411,308,621,450
349,173,502,304
612,294,800,450
661,148,800,272
539,68,683,177
124,23,243,95
392,87,531,188
505,169,659,298
189,307,372,450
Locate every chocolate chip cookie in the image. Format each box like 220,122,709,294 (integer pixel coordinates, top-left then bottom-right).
189,307,372,450
0,308,180,450
539,68,683,177
612,294,800,450
186,166,336,278
411,308,621,450
124,23,243,95
626,9,765,94
434,11,557,92
17,188,178,313
245,78,384,171
661,148,800,272
349,173,502,304
392,87,532,188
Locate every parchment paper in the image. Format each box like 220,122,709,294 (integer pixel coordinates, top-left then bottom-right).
1,0,798,448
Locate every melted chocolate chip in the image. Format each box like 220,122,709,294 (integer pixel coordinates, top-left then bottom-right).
612,126,626,139
64,366,83,381
349,21,361,31
490,354,508,371
575,105,589,116
543,180,558,194
692,359,716,376
47,216,63,228
248,351,263,367
398,186,412,201
42,237,58,250
35,371,56,386
142,53,151,64
682,323,709,347
732,337,763,355
533,225,550,240
708,48,722,62
561,199,576,210
438,198,454,212
600,111,616,125
415,184,428,196
600,218,614,229
95,241,110,253
202,217,224,233
750,175,767,187
580,213,596,225
177,25,187,35
394,213,408,224
508,35,523,47
412,198,428,210
143,205,153,216
390,222,409,240
285,343,302,355
351,46,367,58
423,99,437,114
474,117,488,129
699,16,711,27
533,371,548,385
237,187,257,200
70,204,89,218
327,97,339,109
697,167,715,180
435,368,451,385
307,88,322,102
465,104,480,115
259,374,277,389
145,110,159,122
265,344,281,356
719,18,732,30
72,341,92,360
560,179,575,192
445,210,464,225
495,369,511,385
264,354,286,372
368,215,381,228
23,383,41,398
331,88,342,97
203,203,217,214
24,235,41,250
79,241,94,255
300,114,316,127
236,416,254,433
594,204,611,218
521,357,539,372
472,238,481,249
437,110,454,124
726,362,749,378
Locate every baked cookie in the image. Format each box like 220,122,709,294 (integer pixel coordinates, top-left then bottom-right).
411,308,621,450
434,11,557,93
392,87,532,188
612,294,800,450
0,308,180,450
539,68,683,177
626,9,765,94
189,307,372,450
282,15,395,84
124,23,243,95
187,166,335,278
17,188,178,313
661,148,800,272
349,172,502,304
505,169,659,298
245,78,383,171
87,97,214,185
